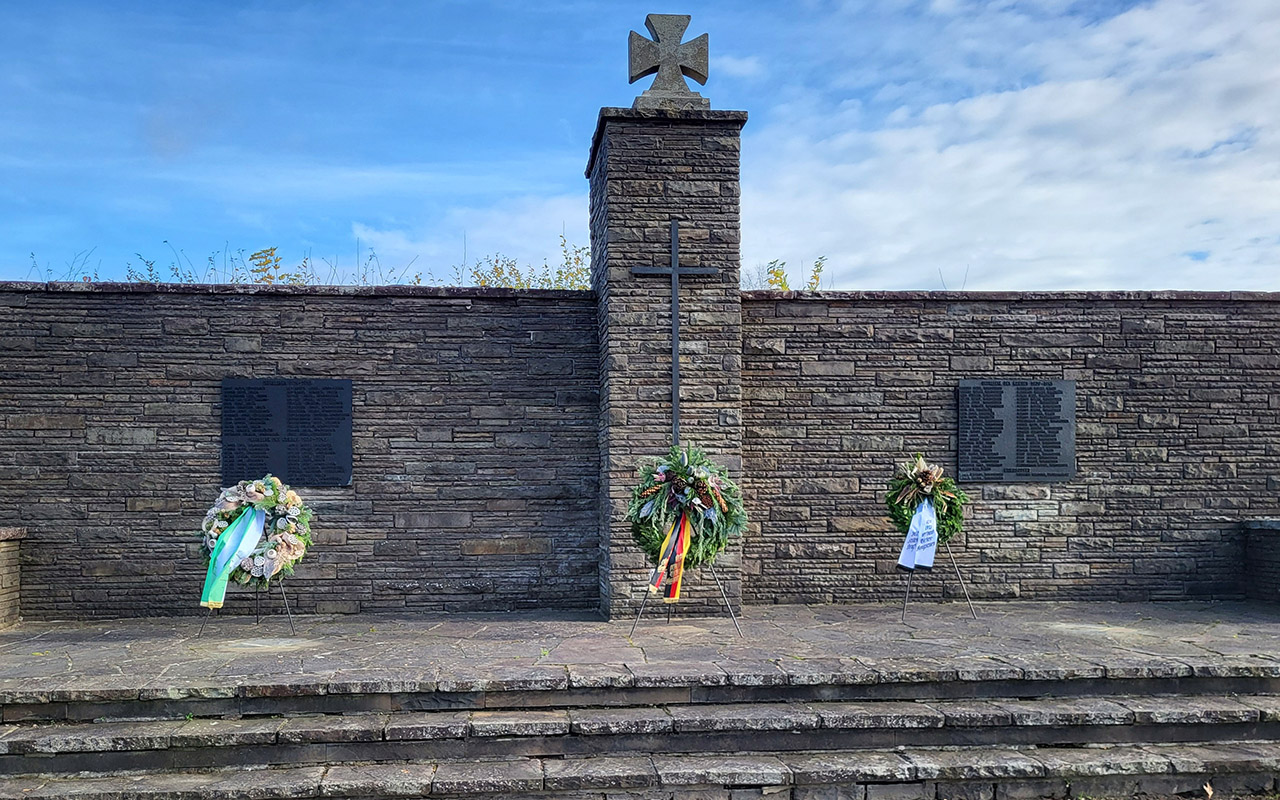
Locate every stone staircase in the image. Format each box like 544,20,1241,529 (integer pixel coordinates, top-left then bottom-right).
3,660,1280,798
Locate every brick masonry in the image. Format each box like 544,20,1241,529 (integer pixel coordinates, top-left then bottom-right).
741,292,1280,603
0,286,599,618
0,528,21,628
587,107,748,619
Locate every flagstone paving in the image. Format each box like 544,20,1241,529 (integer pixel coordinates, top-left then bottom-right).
1,600,1278,699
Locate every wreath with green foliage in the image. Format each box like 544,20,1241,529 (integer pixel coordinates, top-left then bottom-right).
199,475,314,588
626,445,748,570
885,454,969,545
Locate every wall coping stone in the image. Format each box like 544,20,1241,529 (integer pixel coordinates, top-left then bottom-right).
0,282,591,300
1243,520,1280,531
744,289,1280,302
0,527,26,541
9,284,1275,304
586,106,749,177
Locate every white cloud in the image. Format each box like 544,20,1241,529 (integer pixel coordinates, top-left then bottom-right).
741,0,1280,290
713,54,764,79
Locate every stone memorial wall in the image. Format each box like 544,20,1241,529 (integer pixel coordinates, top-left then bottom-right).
741,291,1280,604
1,104,1278,621
0,286,600,618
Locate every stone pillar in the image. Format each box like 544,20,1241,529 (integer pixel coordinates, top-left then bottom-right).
0,528,24,629
586,107,748,620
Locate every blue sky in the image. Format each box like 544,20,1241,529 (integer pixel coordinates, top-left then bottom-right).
2,0,1277,289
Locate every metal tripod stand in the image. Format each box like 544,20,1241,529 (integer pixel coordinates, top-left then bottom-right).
900,540,978,622
629,561,744,639
197,580,296,636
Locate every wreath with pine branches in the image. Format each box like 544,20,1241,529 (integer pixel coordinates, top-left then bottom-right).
626,445,748,569
885,454,969,544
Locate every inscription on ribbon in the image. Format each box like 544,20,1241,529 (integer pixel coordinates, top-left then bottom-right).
221,378,353,487
958,379,1075,482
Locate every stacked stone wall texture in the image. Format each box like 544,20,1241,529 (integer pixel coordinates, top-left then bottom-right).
588,108,747,618
741,292,1280,603
0,286,599,619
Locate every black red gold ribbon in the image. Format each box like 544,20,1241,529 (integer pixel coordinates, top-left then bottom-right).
649,513,692,602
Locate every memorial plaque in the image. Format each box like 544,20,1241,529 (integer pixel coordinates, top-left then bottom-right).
958,379,1075,482
221,379,352,487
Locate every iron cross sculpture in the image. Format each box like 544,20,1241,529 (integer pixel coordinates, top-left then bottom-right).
632,220,718,447
628,14,710,110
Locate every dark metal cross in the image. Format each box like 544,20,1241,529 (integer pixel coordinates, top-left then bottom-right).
631,220,719,446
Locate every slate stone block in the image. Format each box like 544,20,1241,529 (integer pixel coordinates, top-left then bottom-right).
384,711,471,741
543,756,658,790
430,758,544,794
652,754,791,786
469,709,569,737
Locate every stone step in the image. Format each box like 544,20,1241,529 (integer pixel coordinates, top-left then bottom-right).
7,658,1280,723
3,695,1279,776
1,742,1279,798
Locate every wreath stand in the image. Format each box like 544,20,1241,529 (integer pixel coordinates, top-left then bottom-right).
196,580,296,637
900,540,978,623
629,560,744,639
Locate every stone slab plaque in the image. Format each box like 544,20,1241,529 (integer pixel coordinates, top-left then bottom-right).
958,379,1075,482
221,379,352,487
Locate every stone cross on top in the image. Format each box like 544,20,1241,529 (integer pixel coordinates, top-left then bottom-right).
628,14,710,111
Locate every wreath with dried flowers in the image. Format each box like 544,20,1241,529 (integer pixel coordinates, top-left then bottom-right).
199,475,314,593
885,454,969,545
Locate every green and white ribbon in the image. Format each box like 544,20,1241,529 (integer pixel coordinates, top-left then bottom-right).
200,506,265,609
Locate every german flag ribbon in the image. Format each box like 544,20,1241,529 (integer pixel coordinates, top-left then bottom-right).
649,516,680,596
662,514,692,603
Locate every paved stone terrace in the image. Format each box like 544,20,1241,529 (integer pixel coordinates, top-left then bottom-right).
2,601,1280,700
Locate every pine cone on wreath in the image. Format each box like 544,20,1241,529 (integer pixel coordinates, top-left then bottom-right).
712,484,728,512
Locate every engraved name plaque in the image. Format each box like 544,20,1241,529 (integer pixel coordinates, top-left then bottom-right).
221,379,353,487
958,379,1075,482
